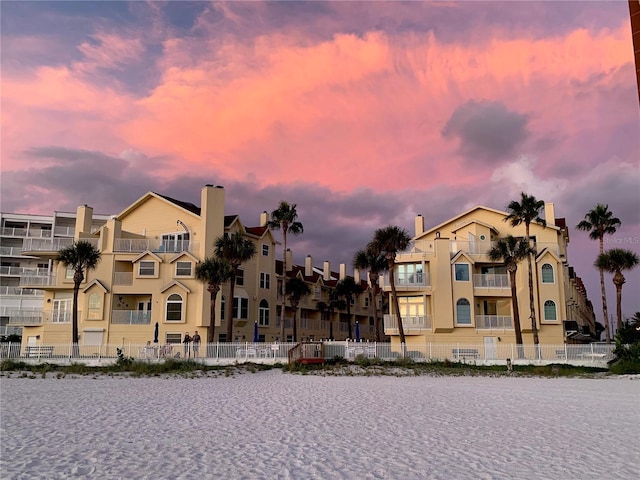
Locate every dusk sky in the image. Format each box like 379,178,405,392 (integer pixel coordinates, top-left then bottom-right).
1,1,639,323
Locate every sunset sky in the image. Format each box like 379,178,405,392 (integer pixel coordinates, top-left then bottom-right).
1,1,639,322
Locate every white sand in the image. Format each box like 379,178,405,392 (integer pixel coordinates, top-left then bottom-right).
1,371,638,479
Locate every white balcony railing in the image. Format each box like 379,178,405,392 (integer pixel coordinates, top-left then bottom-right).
111,310,152,325
113,239,197,254
383,314,432,333
451,240,560,256
473,274,510,289
383,272,430,288
7,309,44,325
0,227,53,238
22,237,73,252
19,274,57,286
475,315,513,329
0,246,28,256
0,266,50,276
53,226,75,237
0,286,44,296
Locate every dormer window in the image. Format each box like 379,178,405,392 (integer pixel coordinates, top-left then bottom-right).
139,261,156,276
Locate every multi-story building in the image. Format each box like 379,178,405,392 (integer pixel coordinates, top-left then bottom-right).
12,185,374,349
381,204,597,349
0,211,109,337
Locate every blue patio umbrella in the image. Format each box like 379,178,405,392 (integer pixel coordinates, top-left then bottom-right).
355,321,360,342
253,321,259,343
153,322,159,343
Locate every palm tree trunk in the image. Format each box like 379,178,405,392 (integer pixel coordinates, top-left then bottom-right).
599,237,611,343
292,304,298,342
347,303,353,339
509,270,524,358
371,284,380,342
72,281,80,356
226,275,236,342
208,290,217,344
329,315,334,340
389,261,406,346
525,225,539,345
614,272,624,331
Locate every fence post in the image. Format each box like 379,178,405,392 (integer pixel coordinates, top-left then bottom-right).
564,343,567,360
590,342,595,363
429,342,432,360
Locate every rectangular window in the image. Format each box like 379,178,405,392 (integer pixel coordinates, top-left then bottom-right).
397,263,424,285
176,261,192,276
398,296,425,318
364,296,370,308
236,269,244,286
87,293,102,320
260,272,270,289
454,264,470,281
52,299,72,323
262,244,269,256
139,261,155,276
233,297,249,319
166,333,182,344
65,266,74,280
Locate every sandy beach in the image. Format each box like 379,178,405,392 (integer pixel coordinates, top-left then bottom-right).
1,371,638,479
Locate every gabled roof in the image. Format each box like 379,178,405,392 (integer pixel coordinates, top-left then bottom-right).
535,247,562,263
132,251,163,263
154,193,201,215
160,281,191,293
117,192,202,220
245,226,269,237
224,215,239,227
168,252,199,263
83,279,109,293
451,251,475,264
450,219,499,235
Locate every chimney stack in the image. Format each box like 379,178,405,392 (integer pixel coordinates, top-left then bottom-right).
305,255,313,277
544,203,555,226
415,214,424,236
354,268,361,284
260,211,269,227
323,261,331,281
339,263,346,280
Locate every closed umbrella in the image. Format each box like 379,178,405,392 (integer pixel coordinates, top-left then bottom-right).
355,321,360,342
253,321,259,343
153,322,159,343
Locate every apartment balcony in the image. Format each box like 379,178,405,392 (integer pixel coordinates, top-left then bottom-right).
111,310,152,325
383,272,430,291
6,309,45,325
1,266,50,277
473,274,510,289
113,272,133,286
451,241,559,257
0,325,23,336
19,274,57,287
113,239,198,254
0,227,53,238
475,315,513,330
0,286,44,297
383,314,432,335
53,226,75,237
0,246,32,257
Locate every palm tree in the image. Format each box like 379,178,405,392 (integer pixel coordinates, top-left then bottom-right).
595,248,639,332
195,257,233,344
321,291,346,340
214,232,257,341
335,277,363,339
267,201,304,341
505,192,545,345
488,236,535,357
353,247,388,341
577,204,622,343
285,277,311,342
369,226,411,345
57,241,101,352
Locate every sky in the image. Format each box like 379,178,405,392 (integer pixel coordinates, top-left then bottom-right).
1,1,639,323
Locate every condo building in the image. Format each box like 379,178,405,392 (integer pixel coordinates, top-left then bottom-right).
381,205,597,349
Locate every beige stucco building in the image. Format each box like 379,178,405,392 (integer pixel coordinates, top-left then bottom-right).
382,204,596,349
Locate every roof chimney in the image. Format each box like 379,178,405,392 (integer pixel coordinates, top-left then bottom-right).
305,255,313,277
260,211,269,227
354,268,361,284
415,214,424,236
544,203,555,226
285,249,293,272
339,263,346,280
323,261,331,281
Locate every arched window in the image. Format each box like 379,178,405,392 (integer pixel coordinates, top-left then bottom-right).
87,293,102,320
456,298,471,325
544,300,557,321
541,264,554,283
259,299,269,326
166,293,183,322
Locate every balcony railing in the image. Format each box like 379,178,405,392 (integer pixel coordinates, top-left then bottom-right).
475,315,513,329
22,237,73,252
7,309,44,325
384,272,430,288
473,274,510,289
111,310,152,325
0,325,22,336
113,272,134,285
19,274,57,287
383,314,432,333
113,239,197,254
451,240,560,256
53,226,75,237
0,246,28,256
0,286,44,296
1,266,50,276
0,227,53,238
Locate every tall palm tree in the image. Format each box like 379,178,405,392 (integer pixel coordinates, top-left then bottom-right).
335,277,363,339
353,247,388,341
57,241,101,352
369,226,411,345
267,201,304,341
505,192,545,345
214,232,257,341
195,257,233,343
595,248,639,332
577,204,621,343
285,277,311,342
488,236,535,357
